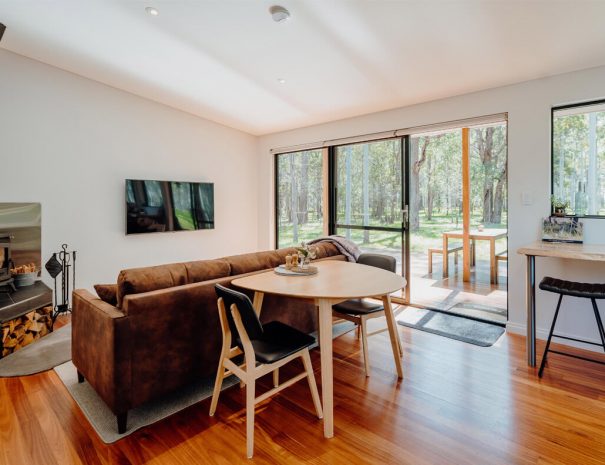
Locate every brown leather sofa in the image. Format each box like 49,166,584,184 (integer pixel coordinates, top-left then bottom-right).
71,243,343,433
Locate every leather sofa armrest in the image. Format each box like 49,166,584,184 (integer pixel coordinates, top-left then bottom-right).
72,289,132,415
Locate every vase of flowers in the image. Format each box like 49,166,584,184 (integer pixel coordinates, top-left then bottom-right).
296,242,317,269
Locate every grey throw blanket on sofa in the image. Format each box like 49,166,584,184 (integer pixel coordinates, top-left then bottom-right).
308,235,361,262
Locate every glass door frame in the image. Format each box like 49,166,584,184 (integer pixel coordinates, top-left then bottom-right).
327,136,411,304
273,118,508,315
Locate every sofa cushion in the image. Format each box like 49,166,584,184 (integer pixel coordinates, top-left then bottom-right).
183,259,231,284
225,250,284,276
116,259,230,308
94,284,118,306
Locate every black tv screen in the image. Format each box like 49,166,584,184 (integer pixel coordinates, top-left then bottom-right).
126,179,214,234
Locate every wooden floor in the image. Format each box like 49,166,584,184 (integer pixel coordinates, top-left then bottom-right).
2,316,605,465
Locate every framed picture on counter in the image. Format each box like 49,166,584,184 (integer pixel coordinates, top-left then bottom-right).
542,216,584,243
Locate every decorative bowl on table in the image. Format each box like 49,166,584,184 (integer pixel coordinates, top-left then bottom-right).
274,264,318,276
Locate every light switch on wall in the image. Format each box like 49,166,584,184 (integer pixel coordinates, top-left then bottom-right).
522,191,533,206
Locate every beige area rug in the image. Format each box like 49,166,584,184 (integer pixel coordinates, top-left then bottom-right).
0,324,71,377
54,321,356,444
54,360,239,443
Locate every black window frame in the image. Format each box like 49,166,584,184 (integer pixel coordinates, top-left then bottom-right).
273,149,326,249
551,98,605,218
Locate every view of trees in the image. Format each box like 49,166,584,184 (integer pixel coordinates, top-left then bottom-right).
276,123,508,250
335,139,402,231
553,106,605,216
276,150,324,248
410,123,507,232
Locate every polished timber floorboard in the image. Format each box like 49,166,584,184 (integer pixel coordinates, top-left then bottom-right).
2,316,605,465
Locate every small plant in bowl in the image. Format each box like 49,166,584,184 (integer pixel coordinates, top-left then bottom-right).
551,196,570,217
296,242,317,269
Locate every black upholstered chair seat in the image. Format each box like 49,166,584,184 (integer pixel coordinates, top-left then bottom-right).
537,276,605,378
244,321,316,364
539,277,605,300
333,298,383,315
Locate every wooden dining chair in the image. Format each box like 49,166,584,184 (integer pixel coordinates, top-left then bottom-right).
332,253,404,376
209,284,323,459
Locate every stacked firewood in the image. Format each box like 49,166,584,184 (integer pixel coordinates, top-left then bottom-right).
1,306,53,357
10,263,38,274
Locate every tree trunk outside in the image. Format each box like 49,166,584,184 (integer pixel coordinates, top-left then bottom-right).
410,137,429,231
298,151,309,224
477,127,495,224
345,146,352,240
290,153,299,244
492,162,507,224
426,151,434,221
363,144,370,244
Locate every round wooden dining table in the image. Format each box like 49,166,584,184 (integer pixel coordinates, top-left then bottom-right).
231,259,406,439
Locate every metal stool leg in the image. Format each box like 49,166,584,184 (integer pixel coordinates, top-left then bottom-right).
590,299,605,352
539,294,563,378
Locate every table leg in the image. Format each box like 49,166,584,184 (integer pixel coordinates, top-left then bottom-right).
471,239,476,267
318,298,334,438
526,255,536,367
442,234,449,279
490,239,497,284
382,294,404,378
252,292,264,316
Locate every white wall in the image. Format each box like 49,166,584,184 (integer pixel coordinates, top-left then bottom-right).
257,65,605,348
0,49,259,290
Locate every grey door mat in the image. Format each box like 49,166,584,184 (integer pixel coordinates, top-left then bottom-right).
446,302,507,324
54,320,355,443
0,324,71,377
448,302,507,317
398,307,505,347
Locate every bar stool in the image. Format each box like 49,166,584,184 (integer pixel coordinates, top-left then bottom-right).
538,277,605,377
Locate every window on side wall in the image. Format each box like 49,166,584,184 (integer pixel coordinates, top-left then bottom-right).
552,100,605,217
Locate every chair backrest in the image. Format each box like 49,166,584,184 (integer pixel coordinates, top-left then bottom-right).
357,253,396,273
215,284,264,341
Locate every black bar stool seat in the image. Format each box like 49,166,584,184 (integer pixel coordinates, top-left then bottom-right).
538,276,605,377
539,277,605,300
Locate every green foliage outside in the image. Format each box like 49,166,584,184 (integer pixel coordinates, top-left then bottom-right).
276,123,508,256
553,109,605,216
279,211,507,257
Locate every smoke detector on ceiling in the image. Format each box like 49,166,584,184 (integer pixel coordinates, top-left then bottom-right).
269,6,291,22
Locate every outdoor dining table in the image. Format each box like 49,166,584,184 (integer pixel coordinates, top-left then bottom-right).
231,259,406,439
442,228,507,284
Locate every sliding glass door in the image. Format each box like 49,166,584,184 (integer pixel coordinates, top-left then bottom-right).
273,116,507,318
407,122,508,322
332,138,407,298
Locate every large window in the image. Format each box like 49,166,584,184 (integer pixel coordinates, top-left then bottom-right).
553,100,605,216
275,149,324,248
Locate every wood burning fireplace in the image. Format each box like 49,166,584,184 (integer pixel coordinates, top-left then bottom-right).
0,233,15,291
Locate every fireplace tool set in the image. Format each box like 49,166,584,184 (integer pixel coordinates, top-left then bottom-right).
45,243,76,325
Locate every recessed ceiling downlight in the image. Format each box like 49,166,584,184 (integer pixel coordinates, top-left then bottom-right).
269,5,290,22
145,7,159,16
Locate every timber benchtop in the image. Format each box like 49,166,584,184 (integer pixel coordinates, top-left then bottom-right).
517,242,605,261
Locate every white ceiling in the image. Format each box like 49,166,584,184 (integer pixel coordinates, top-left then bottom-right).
1,0,605,135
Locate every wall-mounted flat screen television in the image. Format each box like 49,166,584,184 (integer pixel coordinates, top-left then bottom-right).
126,179,214,234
